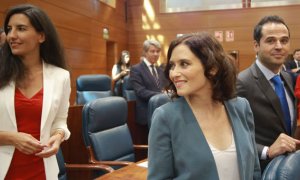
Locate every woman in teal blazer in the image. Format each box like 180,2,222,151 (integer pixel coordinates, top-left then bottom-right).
148,32,261,180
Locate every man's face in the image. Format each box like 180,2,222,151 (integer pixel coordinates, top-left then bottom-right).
254,22,290,73
145,45,160,64
0,32,6,47
293,51,300,61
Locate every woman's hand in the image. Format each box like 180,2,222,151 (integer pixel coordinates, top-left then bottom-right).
121,70,129,76
35,133,63,158
13,132,45,155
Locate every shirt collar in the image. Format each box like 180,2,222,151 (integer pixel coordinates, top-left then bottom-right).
255,59,278,81
143,57,153,67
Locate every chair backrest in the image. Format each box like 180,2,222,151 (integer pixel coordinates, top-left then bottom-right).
262,150,300,180
76,74,112,105
147,93,171,129
57,148,67,180
122,75,136,101
82,96,135,165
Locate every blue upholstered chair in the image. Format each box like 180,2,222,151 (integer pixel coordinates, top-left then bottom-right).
82,96,147,170
147,93,171,129
76,74,112,105
262,150,300,180
122,75,136,101
56,148,113,180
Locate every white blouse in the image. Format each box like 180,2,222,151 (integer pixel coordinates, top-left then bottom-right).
208,134,240,180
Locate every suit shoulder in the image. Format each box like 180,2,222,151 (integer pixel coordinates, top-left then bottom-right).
238,67,252,80
226,97,250,109
154,97,183,114
131,62,144,69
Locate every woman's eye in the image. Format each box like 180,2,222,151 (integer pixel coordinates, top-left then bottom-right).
180,62,189,67
6,27,11,32
18,27,26,31
169,63,175,70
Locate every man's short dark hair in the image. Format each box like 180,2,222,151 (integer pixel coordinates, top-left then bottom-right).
293,49,300,55
253,15,290,43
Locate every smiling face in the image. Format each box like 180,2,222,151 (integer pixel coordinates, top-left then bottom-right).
6,13,45,59
254,22,290,73
169,44,212,98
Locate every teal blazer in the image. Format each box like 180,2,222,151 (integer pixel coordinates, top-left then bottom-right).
148,97,261,180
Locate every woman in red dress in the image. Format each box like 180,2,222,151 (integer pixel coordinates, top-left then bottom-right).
0,4,71,179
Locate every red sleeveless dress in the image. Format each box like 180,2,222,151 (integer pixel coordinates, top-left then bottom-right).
5,88,46,180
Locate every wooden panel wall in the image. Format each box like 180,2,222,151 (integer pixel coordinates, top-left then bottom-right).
127,1,300,72
0,0,128,103
1,0,300,102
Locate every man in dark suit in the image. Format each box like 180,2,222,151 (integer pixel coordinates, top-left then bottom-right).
130,39,168,125
237,15,300,172
285,49,300,73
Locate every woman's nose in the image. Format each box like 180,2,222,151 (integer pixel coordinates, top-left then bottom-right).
7,29,17,39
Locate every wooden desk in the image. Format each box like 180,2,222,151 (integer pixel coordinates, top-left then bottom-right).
97,160,148,180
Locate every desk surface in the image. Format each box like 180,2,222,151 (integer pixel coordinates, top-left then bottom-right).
97,160,148,180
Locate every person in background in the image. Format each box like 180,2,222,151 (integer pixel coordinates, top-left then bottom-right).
148,32,260,180
130,39,168,125
285,49,300,74
237,15,300,172
112,50,130,96
0,4,71,179
0,28,6,49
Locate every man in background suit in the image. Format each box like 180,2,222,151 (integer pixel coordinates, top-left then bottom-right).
130,39,168,125
285,48,300,73
237,15,300,172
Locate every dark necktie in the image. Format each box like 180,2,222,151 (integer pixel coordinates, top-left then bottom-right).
271,75,291,135
150,65,160,88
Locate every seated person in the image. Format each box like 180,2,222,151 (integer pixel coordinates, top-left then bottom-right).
112,50,130,96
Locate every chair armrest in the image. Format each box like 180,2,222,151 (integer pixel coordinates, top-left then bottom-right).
91,160,134,167
65,163,114,173
86,146,134,167
133,144,148,150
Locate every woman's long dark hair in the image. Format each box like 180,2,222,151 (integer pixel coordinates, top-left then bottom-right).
117,50,130,68
0,4,66,89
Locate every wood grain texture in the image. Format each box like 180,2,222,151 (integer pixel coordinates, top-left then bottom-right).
1,1,300,103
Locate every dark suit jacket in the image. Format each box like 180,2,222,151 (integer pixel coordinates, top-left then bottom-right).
130,60,168,125
237,63,297,170
148,97,261,180
285,59,298,71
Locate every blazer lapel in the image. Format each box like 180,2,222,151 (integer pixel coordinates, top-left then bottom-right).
251,64,286,126
224,100,249,179
4,82,17,128
180,97,219,177
281,71,295,100
141,61,159,87
41,62,53,131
